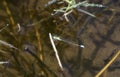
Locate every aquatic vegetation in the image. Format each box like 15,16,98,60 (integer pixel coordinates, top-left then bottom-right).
0,0,120,77
54,0,105,12
53,0,105,21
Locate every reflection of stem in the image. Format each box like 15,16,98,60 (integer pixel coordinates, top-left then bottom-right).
95,50,120,77
2,0,15,30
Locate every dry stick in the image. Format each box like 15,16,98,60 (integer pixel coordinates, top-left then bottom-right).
49,33,63,69
49,33,72,77
95,50,120,77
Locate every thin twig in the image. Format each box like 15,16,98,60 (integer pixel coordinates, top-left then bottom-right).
49,33,63,69
95,50,120,77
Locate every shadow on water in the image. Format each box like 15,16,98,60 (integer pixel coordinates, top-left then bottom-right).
89,18,120,60
77,16,120,77
73,0,120,76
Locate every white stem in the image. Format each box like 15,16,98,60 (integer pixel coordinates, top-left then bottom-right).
49,33,63,69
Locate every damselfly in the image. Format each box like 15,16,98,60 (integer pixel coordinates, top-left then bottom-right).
52,35,85,48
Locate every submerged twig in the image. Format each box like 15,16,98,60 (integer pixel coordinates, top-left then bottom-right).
0,40,19,50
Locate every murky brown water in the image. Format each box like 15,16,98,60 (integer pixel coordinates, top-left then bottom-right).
0,0,120,77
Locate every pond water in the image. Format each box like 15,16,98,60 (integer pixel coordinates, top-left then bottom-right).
0,0,120,77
